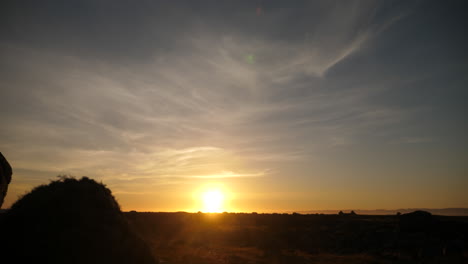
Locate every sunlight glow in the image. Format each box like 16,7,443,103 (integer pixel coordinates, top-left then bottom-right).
201,189,224,213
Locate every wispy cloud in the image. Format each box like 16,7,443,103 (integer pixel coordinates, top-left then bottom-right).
3,0,456,210
186,170,266,179
397,137,434,144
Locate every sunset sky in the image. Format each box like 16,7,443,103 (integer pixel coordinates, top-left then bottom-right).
1,0,466,212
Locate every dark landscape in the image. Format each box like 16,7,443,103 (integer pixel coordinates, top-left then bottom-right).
1,173,466,263
124,211,468,264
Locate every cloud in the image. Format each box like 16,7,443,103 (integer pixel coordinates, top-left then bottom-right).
0,1,431,205
398,137,434,144
187,170,266,179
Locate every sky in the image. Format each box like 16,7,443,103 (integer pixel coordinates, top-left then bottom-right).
0,0,467,212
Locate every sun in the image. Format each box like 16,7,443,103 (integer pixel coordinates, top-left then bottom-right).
201,189,224,213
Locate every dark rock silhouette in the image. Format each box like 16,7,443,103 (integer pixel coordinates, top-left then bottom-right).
399,210,433,232
0,176,158,264
338,210,357,216
0,152,12,208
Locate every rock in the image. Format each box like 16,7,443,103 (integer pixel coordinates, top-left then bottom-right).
0,176,158,264
399,210,433,232
0,152,12,208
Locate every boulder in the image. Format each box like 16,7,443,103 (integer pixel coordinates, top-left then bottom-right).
399,210,434,232
0,176,158,264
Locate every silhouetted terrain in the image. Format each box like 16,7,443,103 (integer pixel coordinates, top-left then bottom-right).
0,177,157,264
1,176,466,263
295,208,468,216
0,152,12,208
126,211,468,264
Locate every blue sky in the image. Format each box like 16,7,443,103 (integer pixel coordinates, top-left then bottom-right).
0,0,466,211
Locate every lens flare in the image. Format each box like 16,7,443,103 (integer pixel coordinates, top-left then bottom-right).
246,54,255,64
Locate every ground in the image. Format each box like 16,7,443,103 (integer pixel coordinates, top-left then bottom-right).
125,212,468,264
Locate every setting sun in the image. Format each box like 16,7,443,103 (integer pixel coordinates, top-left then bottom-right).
201,190,224,213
